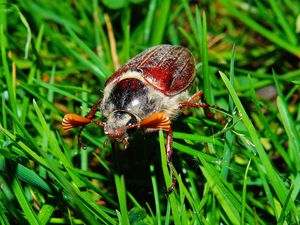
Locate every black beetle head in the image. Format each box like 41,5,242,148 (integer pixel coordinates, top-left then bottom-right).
104,110,139,143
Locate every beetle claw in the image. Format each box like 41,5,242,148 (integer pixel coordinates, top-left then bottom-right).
123,137,129,149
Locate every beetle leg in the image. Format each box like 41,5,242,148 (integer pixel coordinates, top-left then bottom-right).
62,114,92,131
62,97,103,131
177,91,214,119
139,112,171,131
139,113,176,192
188,90,204,103
85,97,102,120
166,127,177,193
77,97,103,147
62,97,104,148
166,127,173,164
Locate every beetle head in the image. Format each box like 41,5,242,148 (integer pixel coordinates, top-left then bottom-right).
104,110,139,145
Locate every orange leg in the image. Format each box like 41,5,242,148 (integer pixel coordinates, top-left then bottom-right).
62,97,103,148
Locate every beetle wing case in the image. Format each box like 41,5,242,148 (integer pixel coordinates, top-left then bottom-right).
104,45,195,96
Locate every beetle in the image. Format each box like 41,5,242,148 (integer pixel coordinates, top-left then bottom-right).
62,45,213,188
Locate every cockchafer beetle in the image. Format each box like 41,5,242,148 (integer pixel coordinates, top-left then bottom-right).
62,45,214,190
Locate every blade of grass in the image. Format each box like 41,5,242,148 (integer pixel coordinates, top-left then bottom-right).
221,45,235,178
220,71,296,211
178,27,196,48
220,0,300,57
159,129,181,225
276,96,300,171
267,0,297,45
53,38,107,80
182,0,198,47
0,0,7,30
115,174,130,225
21,0,81,32
0,125,48,168
249,78,292,170
38,201,55,225
1,25,17,116
12,5,31,59
173,132,223,146
172,141,218,163
199,156,259,225
277,96,300,161
19,84,62,115
6,161,41,225
93,7,113,67
150,165,161,225
80,82,88,171
121,7,130,63
20,24,44,125
254,159,277,218
174,168,202,223
33,100,117,224
0,201,10,225
1,94,7,139
0,157,53,194
201,11,212,104
241,159,251,225
164,199,171,225
274,72,300,171
143,0,157,44
277,185,295,224
34,80,87,104
66,26,110,77
199,160,240,225
150,0,170,45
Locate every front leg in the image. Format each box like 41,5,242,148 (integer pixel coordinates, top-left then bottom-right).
62,97,104,148
85,96,102,119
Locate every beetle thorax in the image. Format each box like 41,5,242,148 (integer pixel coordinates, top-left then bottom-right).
101,76,157,120
101,76,153,142
101,71,191,141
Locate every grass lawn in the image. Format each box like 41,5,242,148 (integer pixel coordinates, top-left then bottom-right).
0,0,300,224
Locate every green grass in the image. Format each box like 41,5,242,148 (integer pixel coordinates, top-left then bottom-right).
1,0,300,224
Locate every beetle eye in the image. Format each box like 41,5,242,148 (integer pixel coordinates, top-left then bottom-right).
126,117,137,127
135,68,143,74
